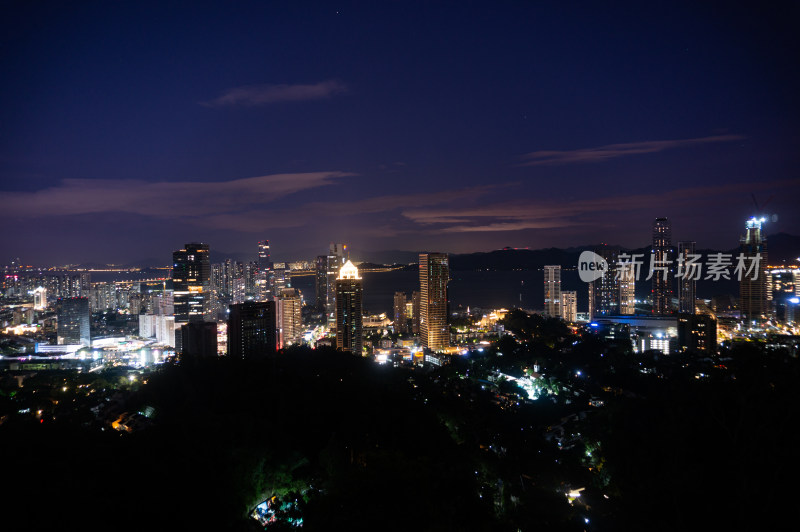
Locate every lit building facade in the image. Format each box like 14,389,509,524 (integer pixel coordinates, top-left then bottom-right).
278,288,303,347
766,265,798,324
588,246,619,318
619,262,636,315
739,217,768,323
544,265,561,317
652,217,673,315
326,243,346,326
420,252,449,350
33,286,47,310
335,260,363,354
57,297,90,346
172,242,210,324
394,291,409,333
561,291,577,322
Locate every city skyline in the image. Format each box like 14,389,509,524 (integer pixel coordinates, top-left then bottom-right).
1,3,799,264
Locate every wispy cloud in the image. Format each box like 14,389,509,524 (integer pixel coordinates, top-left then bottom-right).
202,80,348,107
403,178,800,234
0,172,354,219
518,134,746,166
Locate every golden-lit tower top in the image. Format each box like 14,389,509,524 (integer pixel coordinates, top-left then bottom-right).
338,260,361,280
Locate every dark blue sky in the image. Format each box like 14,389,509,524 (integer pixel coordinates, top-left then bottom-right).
1,1,798,264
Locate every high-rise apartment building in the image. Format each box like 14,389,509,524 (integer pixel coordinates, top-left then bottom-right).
543,265,561,317
561,291,577,322
394,292,409,334
652,217,673,315
278,288,303,347
739,217,768,323
619,262,636,315
420,252,449,350
335,260,363,354
56,296,90,346
678,241,697,314
228,301,277,359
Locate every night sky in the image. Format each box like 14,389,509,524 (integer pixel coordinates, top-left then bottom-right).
2,2,799,265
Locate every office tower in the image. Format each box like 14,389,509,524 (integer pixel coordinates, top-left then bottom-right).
543,265,561,317
561,291,577,322
273,262,291,294
56,297,90,346
652,217,673,315
257,240,271,270
172,242,210,324
326,243,346,325
228,301,277,359
244,261,259,300
619,262,636,315
180,321,218,359
588,246,619,318
257,240,272,301
394,292,409,333
678,313,717,354
411,290,421,334
335,260,363,354
33,286,47,310
278,288,303,347
678,241,697,314
315,255,328,312
420,252,449,350
739,217,768,323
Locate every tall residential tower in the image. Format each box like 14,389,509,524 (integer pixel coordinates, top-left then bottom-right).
420,252,449,350
651,218,672,315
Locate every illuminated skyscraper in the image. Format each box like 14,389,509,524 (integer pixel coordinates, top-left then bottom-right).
652,217,673,315
394,291,409,333
766,266,799,324
740,217,768,323
273,262,291,294
278,288,303,347
619,262,636,315
56,296,90,346
544,265,561,317
678,241,697,314
257,240,272,300
561,291,577,322
257,240,270,270
588,246,619,318
420,252,449,350
172,243,211,349
335,260,363,354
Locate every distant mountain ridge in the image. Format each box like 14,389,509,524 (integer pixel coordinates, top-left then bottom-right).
85,233,799,270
